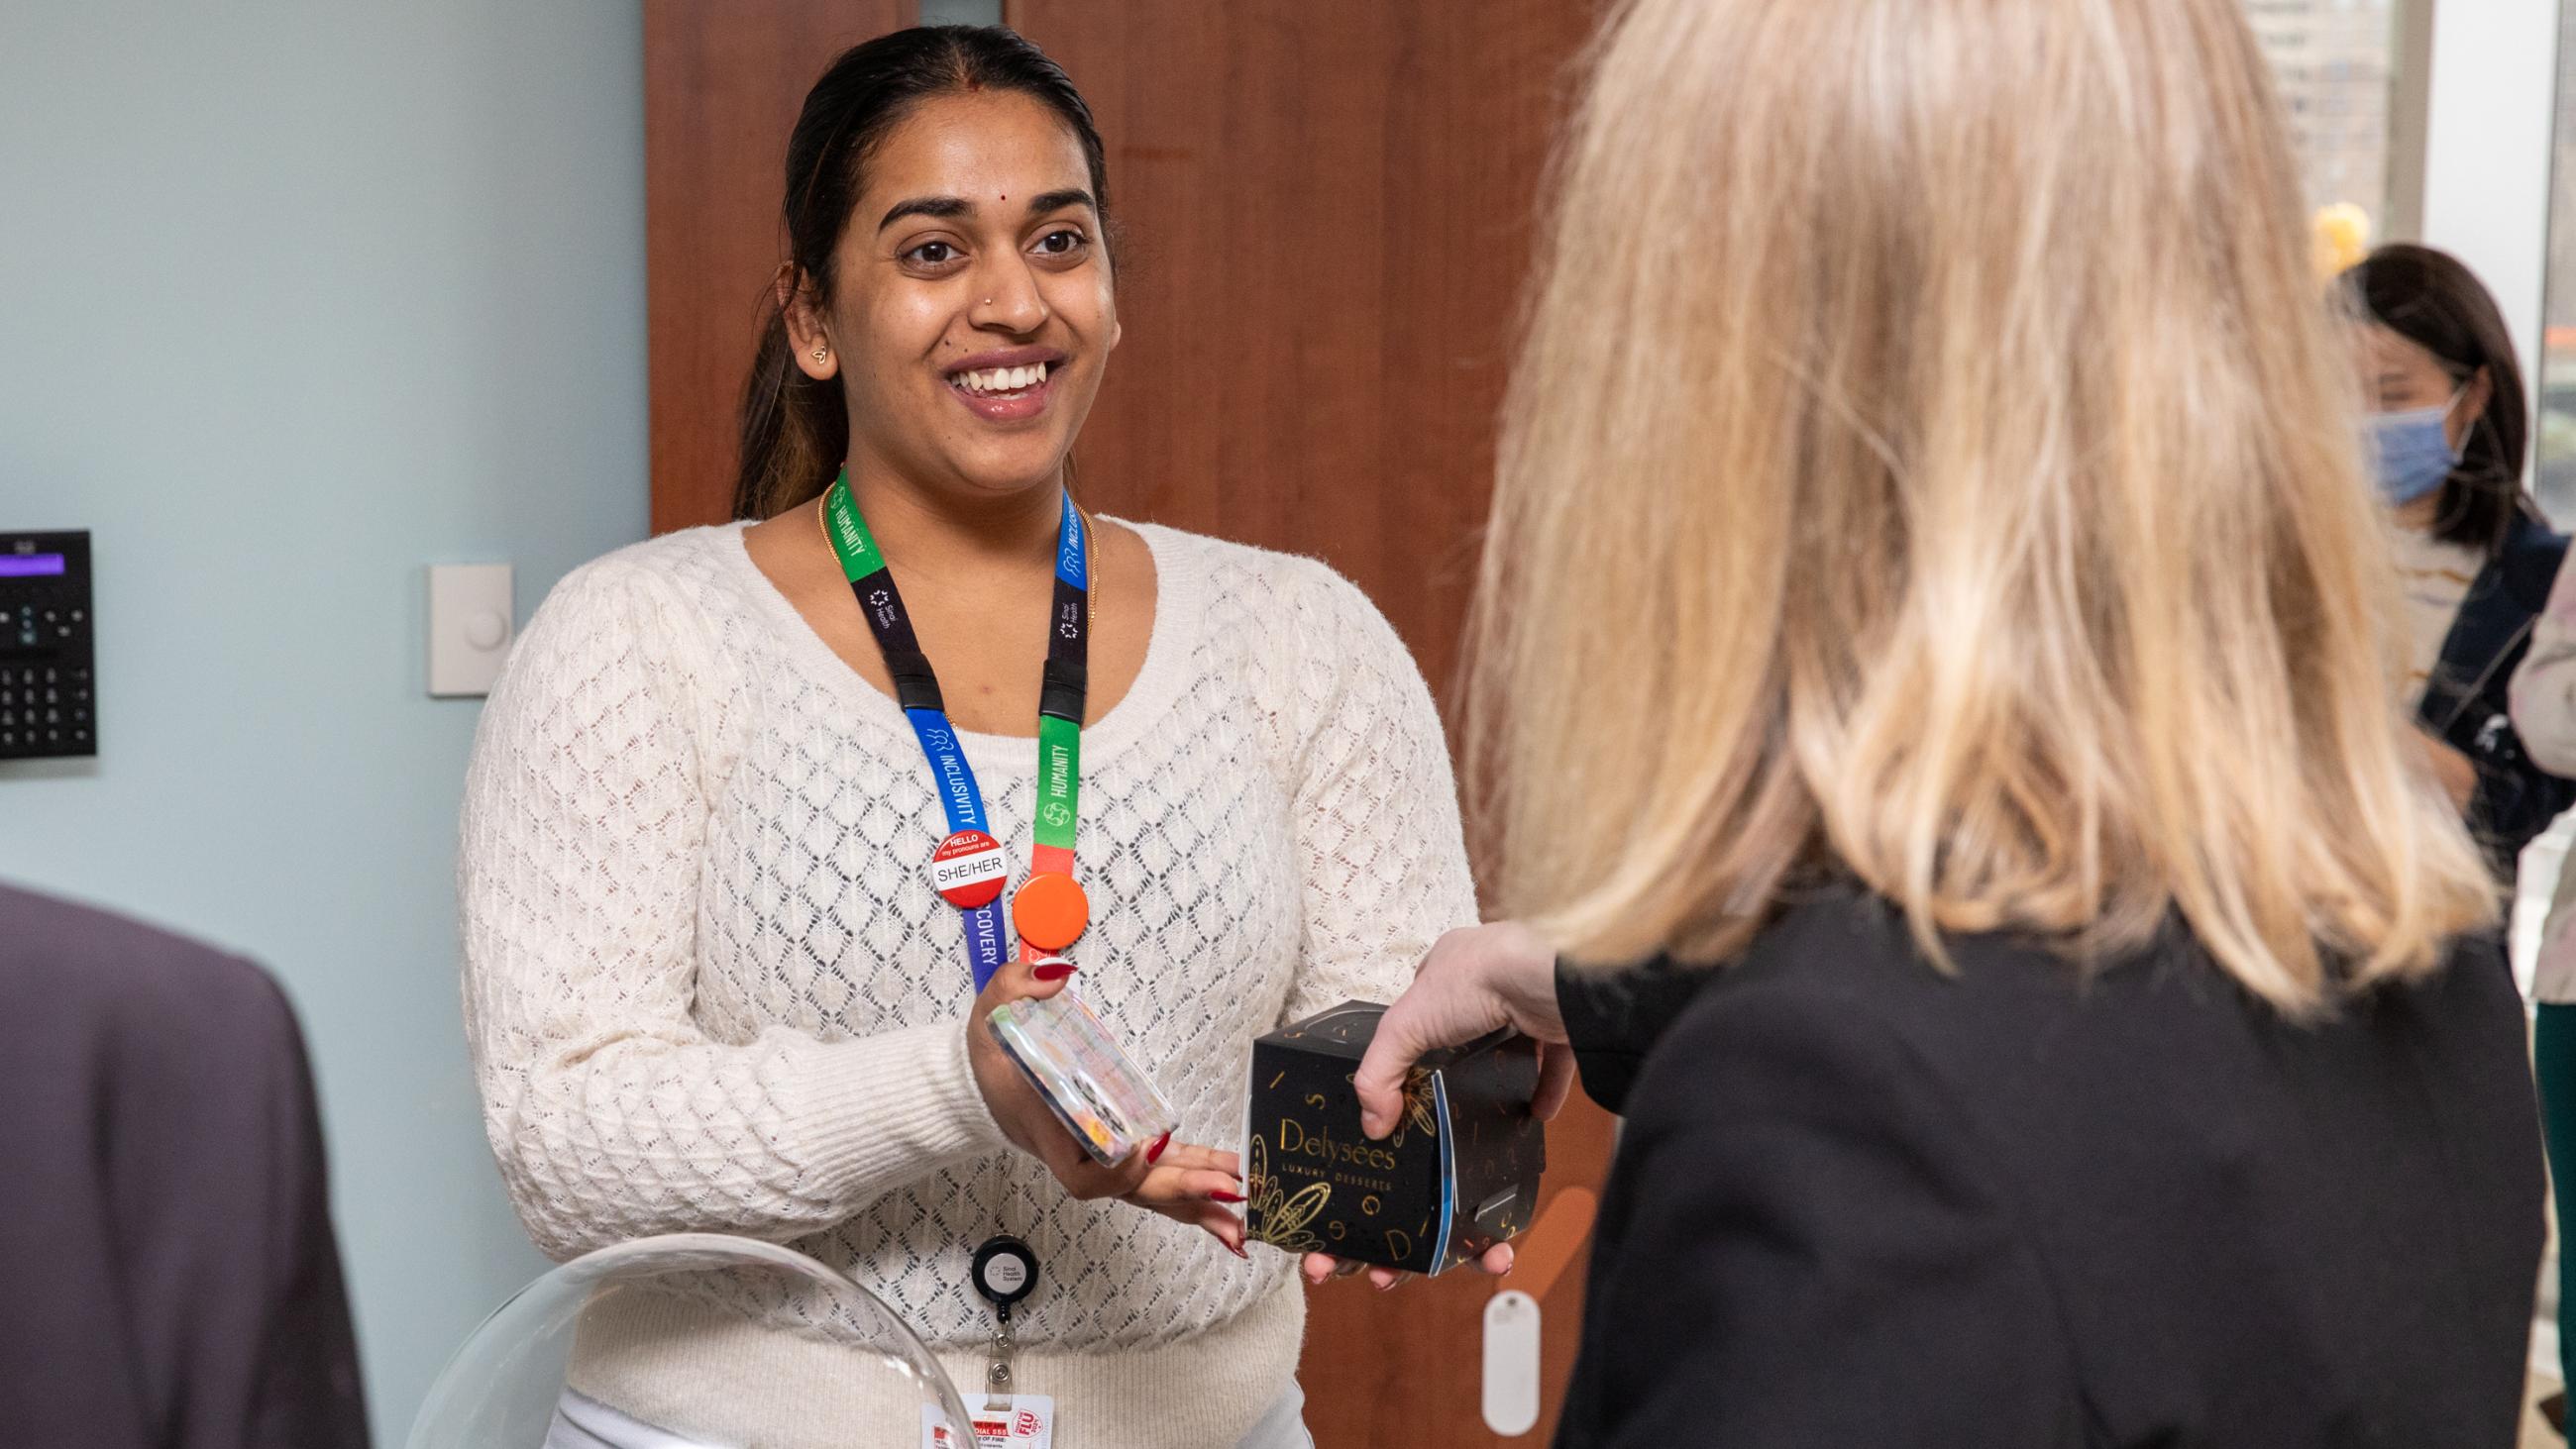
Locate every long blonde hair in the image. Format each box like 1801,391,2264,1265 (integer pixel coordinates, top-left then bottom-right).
1473,0,2495,1008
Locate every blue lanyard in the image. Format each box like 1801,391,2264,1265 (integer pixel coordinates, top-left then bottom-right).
822,473,1091,991
903,712,1013,989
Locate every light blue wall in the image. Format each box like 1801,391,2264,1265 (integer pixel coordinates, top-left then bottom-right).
0,4,647,1442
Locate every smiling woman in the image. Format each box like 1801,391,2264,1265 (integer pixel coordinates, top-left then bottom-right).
457,25,1476,1449
735,33,1118,521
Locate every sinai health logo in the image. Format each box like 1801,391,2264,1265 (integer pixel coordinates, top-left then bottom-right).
933,1401,1050,1447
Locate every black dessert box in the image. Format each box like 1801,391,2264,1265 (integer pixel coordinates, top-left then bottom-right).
1243,999,1547,1275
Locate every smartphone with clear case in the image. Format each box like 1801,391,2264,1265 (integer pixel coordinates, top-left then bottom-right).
987,988,1179,1167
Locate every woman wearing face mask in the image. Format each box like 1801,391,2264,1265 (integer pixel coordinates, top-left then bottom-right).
459,26,1475,1448
2346,245,2575,880
2347,269,2571,1412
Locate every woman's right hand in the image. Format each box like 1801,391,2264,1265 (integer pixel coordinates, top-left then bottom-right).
1352,921,1575,1139
1310,922,1575,1290
965,955,1246,1248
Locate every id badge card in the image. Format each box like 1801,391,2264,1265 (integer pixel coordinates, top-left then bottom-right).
923,1395,1054,1448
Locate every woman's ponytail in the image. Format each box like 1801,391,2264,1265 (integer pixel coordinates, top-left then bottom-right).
733,302,845,520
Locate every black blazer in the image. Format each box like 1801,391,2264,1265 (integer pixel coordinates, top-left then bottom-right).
0,883,371,1449
1554,887,2543,1448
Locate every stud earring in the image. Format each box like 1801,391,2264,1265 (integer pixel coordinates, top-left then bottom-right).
811,346,827,362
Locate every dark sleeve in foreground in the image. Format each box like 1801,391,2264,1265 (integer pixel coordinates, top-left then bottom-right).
0,886,371,1449
1556,979,2081,1449
1553,956,1709,1114
239,979,374,1449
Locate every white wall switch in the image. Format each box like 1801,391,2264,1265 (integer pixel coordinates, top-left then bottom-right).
428,564,514,697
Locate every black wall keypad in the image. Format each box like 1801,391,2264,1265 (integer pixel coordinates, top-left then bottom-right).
1,532,94,760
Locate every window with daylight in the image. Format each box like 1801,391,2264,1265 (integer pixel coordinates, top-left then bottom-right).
2534,1,2576,519
2240,0,2404,271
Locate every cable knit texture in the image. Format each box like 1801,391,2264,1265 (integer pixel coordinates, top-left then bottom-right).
459,520,1475,1447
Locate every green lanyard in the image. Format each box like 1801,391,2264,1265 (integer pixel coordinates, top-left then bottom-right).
821,473,1093,976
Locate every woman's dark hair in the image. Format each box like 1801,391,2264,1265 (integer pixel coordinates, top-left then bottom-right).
734,26,1110,520
2345,243,2535,556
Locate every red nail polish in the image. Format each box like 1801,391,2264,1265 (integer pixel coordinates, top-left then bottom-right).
1146,1131,1171,1165
1210,1190,1246,1204
1228,1241,1250,1261
1033,962,1077,982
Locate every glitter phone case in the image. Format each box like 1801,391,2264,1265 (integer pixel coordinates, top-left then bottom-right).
988,990,1179,1167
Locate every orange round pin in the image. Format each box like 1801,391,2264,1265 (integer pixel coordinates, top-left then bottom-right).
1012,872,1090,951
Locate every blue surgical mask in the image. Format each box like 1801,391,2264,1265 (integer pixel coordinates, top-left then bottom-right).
2368,391,2463,506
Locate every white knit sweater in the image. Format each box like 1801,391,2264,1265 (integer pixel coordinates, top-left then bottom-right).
458,520,1476,1448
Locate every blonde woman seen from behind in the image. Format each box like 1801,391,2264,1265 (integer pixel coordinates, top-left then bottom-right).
1354,1,2542,1444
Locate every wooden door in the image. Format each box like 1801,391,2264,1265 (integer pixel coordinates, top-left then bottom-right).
998,7,1607,1443
646,5,1611,1443
645,0,915,533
